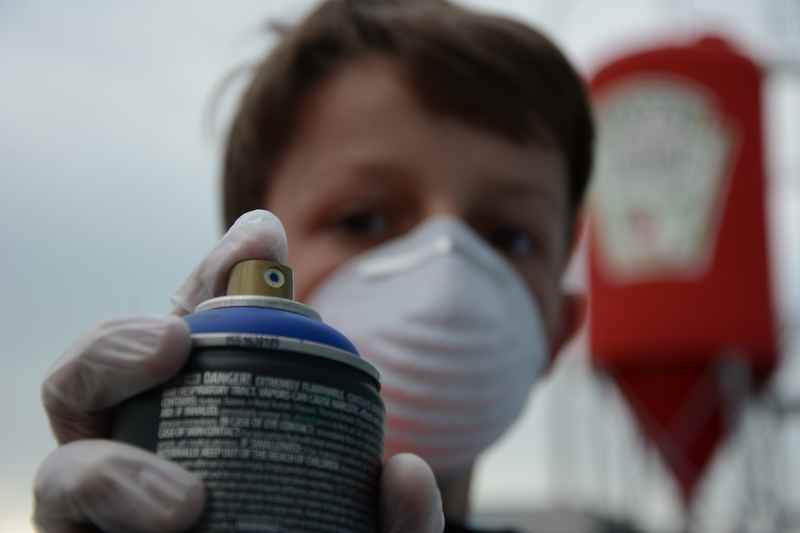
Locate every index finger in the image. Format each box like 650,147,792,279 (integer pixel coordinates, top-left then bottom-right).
171,209,288,315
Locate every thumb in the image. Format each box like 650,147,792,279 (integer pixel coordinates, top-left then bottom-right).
381,454,444,533
171,210,288,315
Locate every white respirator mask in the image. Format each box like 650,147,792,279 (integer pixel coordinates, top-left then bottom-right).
307,217,549,476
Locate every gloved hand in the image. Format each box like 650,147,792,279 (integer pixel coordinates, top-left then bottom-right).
33,210,444,533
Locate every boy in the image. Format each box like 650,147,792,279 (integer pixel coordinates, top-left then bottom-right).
35,1,593,531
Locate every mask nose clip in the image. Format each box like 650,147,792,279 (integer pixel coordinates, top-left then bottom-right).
358,235,455,280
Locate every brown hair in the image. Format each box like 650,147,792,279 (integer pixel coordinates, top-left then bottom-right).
222,0,594,235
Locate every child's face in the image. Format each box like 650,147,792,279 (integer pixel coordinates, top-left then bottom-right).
265,56,571,348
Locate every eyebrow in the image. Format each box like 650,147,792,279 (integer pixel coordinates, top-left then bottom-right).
478,177,566,228
350,160,417,184
481,175,560,202
300,159,412,204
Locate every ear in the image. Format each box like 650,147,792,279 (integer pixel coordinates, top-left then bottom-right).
545,291,586,370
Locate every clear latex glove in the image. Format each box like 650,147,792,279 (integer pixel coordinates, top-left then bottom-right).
34,210,444,533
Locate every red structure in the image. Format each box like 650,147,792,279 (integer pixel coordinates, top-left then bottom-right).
587,35,779,504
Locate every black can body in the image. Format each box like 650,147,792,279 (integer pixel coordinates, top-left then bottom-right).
112,299,384,533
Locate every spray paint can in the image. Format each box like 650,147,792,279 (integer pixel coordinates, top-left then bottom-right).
112,259,384,533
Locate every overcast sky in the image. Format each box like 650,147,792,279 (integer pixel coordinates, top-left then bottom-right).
1,2,797,532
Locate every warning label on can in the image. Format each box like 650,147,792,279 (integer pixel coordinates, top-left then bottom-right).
154,370,383,533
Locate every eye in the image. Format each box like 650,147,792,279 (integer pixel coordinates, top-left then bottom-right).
485,226,537,257
334,209,388,239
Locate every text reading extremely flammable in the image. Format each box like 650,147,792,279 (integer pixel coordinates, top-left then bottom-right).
155,371,382,469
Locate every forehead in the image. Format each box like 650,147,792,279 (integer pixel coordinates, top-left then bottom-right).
282,55,569,216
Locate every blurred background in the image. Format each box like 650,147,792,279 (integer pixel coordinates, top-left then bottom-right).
1,1,797,532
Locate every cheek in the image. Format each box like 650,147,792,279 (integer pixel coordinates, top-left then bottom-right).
288,240,354,303
266,199,366,304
